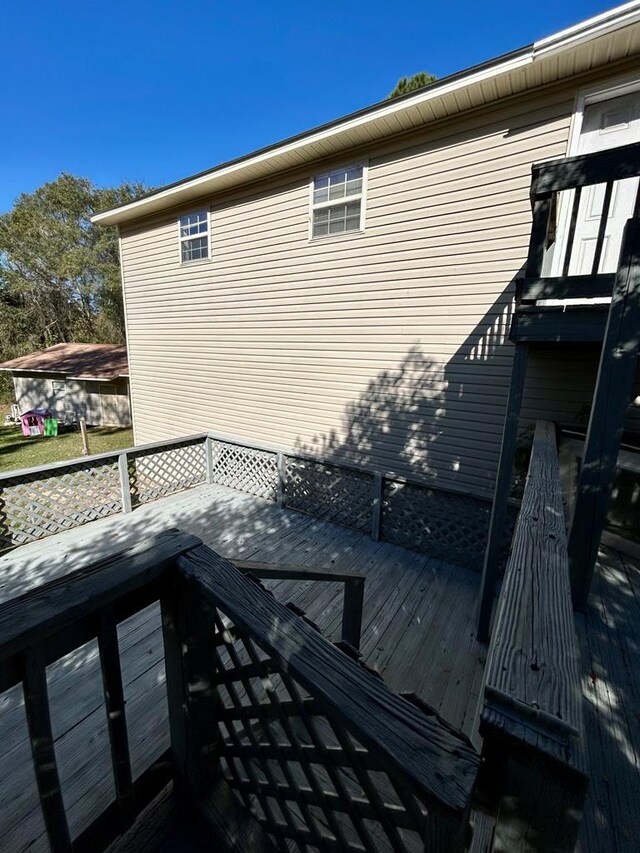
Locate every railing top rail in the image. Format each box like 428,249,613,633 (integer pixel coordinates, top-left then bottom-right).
0,530,200,685
531,139,640,196
208,429,493,502
179,543,480,817
232,558,365,584
0,432,209,485
0,425,493,502
481,421,585,770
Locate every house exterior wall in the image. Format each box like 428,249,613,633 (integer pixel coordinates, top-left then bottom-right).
12,373,131,427
119,62,640,500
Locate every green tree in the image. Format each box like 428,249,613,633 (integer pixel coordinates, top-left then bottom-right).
0,174,149,345
0,174,148,399
387,71,437,99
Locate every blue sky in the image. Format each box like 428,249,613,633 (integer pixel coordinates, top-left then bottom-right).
2,0,615,211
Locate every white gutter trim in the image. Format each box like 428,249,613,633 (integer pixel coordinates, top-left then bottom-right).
92,52,532,226
92,2,640,226
534,0,640,55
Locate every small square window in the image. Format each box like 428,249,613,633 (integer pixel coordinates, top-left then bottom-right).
311,166,364,238
179,210,209,262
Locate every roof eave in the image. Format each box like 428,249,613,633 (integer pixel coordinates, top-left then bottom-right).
92,1,640,227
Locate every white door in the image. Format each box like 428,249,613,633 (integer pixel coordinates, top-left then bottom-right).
554,90,640,278
51,380,74,423
100,384,119,425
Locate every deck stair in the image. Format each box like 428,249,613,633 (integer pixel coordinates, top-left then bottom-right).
0,530,482,853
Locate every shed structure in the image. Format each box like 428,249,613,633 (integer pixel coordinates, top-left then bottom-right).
0,343,131,428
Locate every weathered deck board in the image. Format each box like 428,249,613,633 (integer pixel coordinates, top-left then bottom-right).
576,546,640,853
0,482,638,851
0,483,483,852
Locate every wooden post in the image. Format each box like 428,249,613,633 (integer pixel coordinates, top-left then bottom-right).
477,343,529,643
118,452,132,514
205,436,214,485
23,645,72,852
569,216,640,610
161,573,220,797
277,452,286,508
0,490,9,552
371,473,383,542
477,175,551,642
97,607,135,829
341,576,365,650
80,417,90,456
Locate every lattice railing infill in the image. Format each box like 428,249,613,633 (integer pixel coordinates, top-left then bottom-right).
284,458,374,533
128,438,207,505
213,611,431,853
0,460,121,550
381,480,491,571
210,441,278,501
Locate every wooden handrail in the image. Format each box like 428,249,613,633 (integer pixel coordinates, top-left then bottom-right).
0,530,200,693
0,532,481,852
482,421,583,743
0,431,209,485
231,559,365,650
532,139,640,196
480,420,588,852
0,530,200,852
178,543,480,847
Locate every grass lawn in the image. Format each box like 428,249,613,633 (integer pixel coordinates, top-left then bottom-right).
0,424,134,473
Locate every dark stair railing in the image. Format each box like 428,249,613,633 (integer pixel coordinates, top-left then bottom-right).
0,530,481,853
515,138,640,314
479,140,640,638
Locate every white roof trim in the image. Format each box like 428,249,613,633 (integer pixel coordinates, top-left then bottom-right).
93,2,640,227
534,0,640,55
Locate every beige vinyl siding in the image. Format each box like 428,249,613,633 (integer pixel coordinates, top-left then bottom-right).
522,348,640,433
119,66,637,499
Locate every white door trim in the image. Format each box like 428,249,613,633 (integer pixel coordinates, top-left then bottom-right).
547,73,640,289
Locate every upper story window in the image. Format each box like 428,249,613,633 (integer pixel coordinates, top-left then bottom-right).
311,165,365,238
179,210,209,262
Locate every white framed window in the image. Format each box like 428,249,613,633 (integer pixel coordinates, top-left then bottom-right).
310,165,366,239
179,210,209,262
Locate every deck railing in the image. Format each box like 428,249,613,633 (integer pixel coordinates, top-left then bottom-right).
0,429,514,572
0,530,480,852
516,139,640,308
480,421,588,853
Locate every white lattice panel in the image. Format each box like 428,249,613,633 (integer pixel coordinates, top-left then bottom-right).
284,458,373,532
381,480,490,570
129,439,207,505
211,442,277,500
0,462,121,549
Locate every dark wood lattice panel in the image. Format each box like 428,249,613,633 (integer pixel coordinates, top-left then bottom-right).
381,480,490,571
284,459,373,533
213,610,430,853
0,460,121,550
210,441,278,500
128,438,207,505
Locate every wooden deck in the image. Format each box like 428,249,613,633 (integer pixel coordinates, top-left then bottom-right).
0,483,485,852
0,481,637,851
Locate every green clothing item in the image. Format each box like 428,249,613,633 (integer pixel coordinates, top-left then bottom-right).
44,417,58,437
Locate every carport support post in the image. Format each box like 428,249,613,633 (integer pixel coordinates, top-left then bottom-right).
477,342,528,643
569,216,640,611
